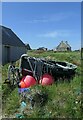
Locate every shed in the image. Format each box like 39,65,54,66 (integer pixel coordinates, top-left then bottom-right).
54,41,71,52
37,47,47,51
0,25,26,65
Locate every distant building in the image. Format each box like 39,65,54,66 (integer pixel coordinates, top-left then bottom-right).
37,47,47,51
81,48,83,60
0,25,26,65
54,41,71,52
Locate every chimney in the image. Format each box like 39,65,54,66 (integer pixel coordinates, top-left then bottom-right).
65,41,68,44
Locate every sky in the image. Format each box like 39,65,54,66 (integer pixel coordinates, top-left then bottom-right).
2,2,81,50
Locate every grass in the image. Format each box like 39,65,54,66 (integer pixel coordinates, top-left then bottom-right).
30,76,81,118
2,50,82,119
28,50,80,60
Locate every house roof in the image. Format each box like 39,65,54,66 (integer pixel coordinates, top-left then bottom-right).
56,41,71,49
0,25,25,47
37,47,47,50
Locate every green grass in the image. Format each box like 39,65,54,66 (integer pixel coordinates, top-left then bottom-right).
28,50,81,66
29,76,81,118
2,50,82,118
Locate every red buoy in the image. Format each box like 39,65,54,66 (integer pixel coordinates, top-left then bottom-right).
24,75,36,87
40,73,54,86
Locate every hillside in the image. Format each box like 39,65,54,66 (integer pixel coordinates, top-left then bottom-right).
2,50,82,119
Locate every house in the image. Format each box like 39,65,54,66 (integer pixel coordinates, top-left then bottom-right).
54,41,71,52
37,47,47,51
0,25,26,65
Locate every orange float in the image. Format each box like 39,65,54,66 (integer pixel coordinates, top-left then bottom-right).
19,81,26,88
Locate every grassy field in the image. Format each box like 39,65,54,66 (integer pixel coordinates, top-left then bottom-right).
2,50,82,119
